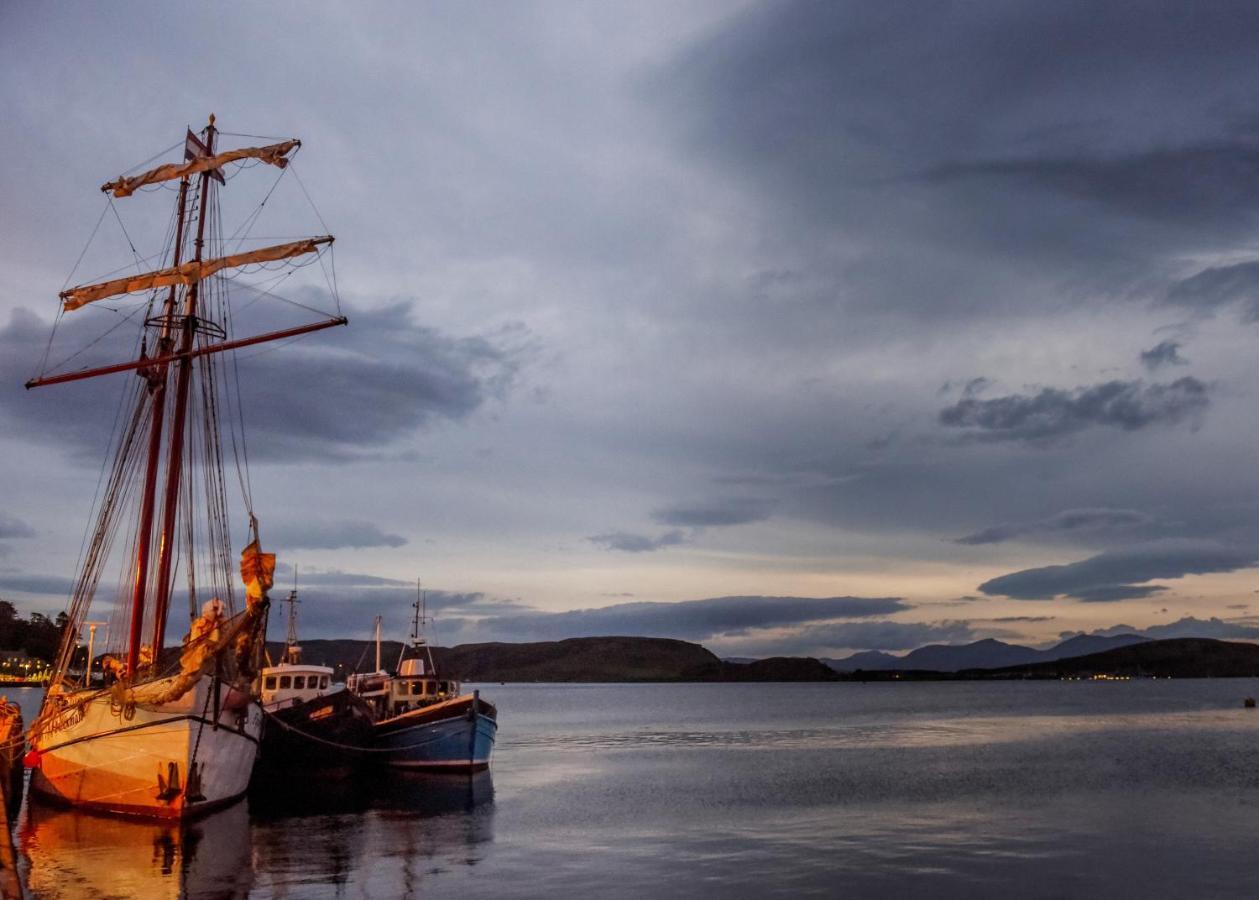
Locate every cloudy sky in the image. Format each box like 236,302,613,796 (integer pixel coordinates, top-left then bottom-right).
5,1,1259,658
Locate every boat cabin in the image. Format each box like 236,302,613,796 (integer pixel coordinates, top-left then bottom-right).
349,657,460,718
384,658,459,716
258,663,336,712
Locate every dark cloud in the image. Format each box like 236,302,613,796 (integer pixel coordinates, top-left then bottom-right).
1,300,527,463
920,143,1259,227
939,378,1209,444
1165,260,1259,320
670,2,1259,262
261,584,535,642
1139,340,1188,372
587,530,687,553
962,377,992,397
1065,616,1259,642
0,573,75,597
956,508,1157,545
267,519,406,550
978,539,1258,602
0,515,35,540
652,497,775,528
445,594,908,643
238,301,529,462
1142,615,1259,640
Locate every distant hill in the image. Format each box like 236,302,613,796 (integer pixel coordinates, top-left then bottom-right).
974,638,1259,679
824,633,1148,673
829,649,902,670
434,637,721,682
273,636,838,682
718,656,839,682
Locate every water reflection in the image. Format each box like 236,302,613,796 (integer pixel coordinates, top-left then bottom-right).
20,799,253,899
248,772,495,898
15,772,494,899
17,681,1259,898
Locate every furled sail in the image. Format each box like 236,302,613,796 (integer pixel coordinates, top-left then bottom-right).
101,139,301,198
60,236,333,311
240,539,276,607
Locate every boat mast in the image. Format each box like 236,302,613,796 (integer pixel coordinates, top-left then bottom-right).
411,578,437,675
125,155,193,677
374,615,382,673
281,569,301,664
150,114,218,656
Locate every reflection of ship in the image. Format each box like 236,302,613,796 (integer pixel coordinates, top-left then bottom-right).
20,796,253,899
255,586,375,772
0,698,22,900
251,768,494,819
250,770,494,896
0,697,23,817
348,584,497,771
23,116,347,818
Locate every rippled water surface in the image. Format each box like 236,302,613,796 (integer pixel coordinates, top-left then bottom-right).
9,680,1259,898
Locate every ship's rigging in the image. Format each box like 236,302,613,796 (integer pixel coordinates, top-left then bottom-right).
29,115,346,689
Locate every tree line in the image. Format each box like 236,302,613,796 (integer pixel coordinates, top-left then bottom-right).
0,600,69,662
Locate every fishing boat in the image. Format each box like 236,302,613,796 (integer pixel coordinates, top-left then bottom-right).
23,115,347,819
255,587,375,772
349,585,497,771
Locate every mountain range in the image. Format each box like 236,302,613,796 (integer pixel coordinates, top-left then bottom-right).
823,633,1149,673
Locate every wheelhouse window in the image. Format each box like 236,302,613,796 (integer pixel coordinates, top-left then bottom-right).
279,675,291,689
264,676,276,690
293,675,305,690
320,676,329,689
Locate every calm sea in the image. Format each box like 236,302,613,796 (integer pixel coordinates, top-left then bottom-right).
8,679,1259,898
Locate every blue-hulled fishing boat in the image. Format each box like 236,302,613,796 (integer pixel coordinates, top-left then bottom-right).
348,586,497,771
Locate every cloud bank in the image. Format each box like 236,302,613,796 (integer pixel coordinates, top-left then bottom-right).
979,539,1258,602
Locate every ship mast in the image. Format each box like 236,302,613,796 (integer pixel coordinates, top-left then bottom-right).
125,134,196,677
148,115,218,661
29,115,348,686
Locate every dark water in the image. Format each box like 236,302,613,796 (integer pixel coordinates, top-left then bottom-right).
9,680,1259,898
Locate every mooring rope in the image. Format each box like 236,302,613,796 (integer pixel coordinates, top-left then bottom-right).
263,708,487,755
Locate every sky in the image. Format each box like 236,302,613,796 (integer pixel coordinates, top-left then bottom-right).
5,1,1259,659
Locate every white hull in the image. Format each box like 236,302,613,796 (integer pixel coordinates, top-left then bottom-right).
29,673,260,819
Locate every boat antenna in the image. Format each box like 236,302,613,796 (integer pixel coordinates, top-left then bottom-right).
280,567,300,664
410,578,437,675
374,614,382,673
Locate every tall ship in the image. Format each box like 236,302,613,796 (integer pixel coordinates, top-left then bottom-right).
24,115,347,818
349,584,497,771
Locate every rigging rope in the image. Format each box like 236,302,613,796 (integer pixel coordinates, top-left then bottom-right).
38,199,112,379
116,139,183,179
107,198,145,274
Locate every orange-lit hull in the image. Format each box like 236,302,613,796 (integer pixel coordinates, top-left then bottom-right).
29,675,261,820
